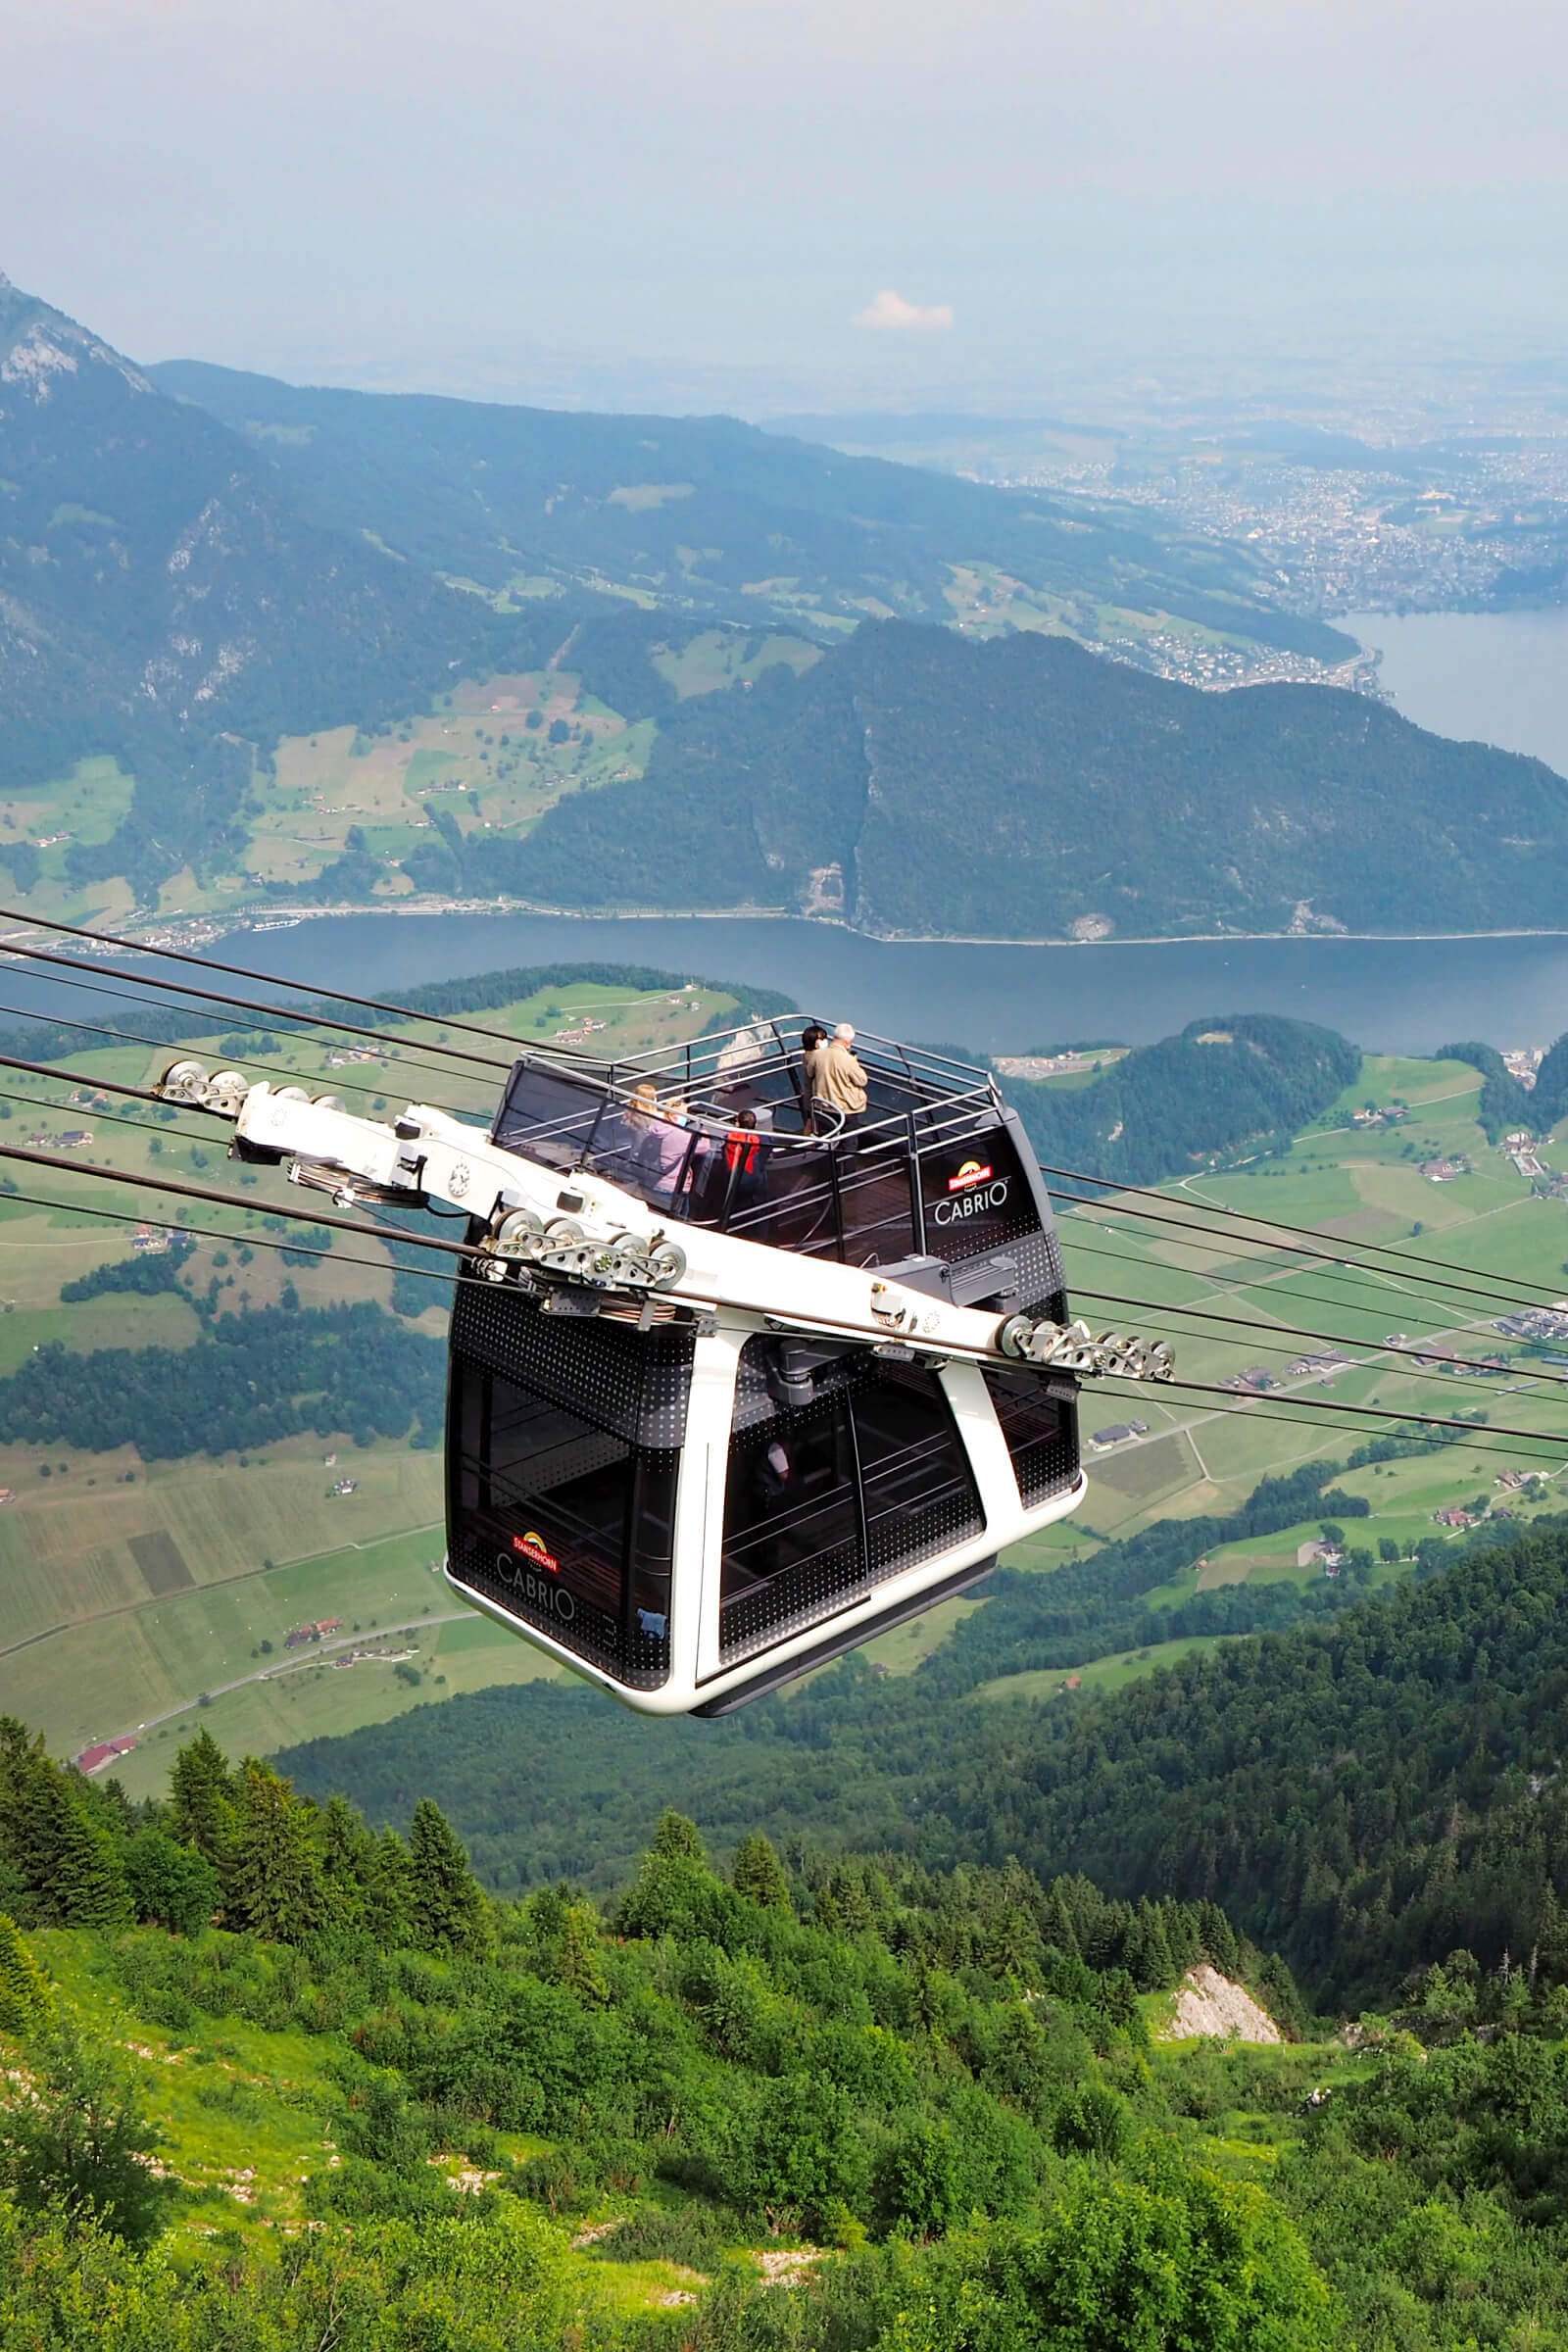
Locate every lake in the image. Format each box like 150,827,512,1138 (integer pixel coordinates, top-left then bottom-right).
1347,607,1568,781
211,910,1568,1058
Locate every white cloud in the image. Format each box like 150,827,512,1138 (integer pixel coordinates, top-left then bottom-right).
852,287,955,331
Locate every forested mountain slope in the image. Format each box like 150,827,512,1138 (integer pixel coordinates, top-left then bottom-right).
284,1522,1568,2015
24,1722,1568,2346
0,1721,1351,2349
1006,1014,1361,1186
153,356,1347,661
484,621,1568,937
0,273,538,892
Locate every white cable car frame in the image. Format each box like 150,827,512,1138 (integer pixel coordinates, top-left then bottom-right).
167,1017,1170,1716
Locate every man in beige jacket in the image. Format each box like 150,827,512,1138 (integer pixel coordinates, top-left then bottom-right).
811,1023,868,1132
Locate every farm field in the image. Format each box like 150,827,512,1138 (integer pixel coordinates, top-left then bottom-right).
0,970,740,1767
240,670,660,894
975,1633,1238,1707
4,1020,1565,1788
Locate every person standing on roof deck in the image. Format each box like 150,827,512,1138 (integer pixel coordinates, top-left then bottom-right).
799,1023,827,1132
813,1023,868,1134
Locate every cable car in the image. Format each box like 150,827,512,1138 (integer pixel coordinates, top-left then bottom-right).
165,1019,1170,1715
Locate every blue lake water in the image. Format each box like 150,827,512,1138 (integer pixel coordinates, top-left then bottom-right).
1347,607,1568,782
211,910,1568,1058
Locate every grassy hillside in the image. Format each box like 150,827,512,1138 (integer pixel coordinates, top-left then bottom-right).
12,1730,1568,2346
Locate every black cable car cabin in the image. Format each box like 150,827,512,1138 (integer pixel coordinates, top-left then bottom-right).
444,1019,1086,1713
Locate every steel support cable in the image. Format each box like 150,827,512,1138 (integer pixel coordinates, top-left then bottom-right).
1074,1396,1560,1473
0,1008,495,1126
6,1160,1563,1471
0,1087,215,1149
4,911,1561,1306
1108,1371,1566,1453
1056,1195,1566,1318
13,1135,1559,1446
1060,1232,1568,1387
0,961,506,1105
0,905,533,1061
0,1187,467,1292
0,1140,477,1264
1060,1226,1532,1345
1057,1278,1568,1396
0,935,513,1074
1044,1158,1568,1311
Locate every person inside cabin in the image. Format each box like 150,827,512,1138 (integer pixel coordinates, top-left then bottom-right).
811,1022,868,1136
635,1087,702,1212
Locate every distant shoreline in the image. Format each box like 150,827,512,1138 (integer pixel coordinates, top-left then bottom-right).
15,897,1568,957
224,901,1568,953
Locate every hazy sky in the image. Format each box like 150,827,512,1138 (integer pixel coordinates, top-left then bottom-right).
4,0,1566,411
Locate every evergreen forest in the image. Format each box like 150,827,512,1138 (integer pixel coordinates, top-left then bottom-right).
12,1711,1568,2347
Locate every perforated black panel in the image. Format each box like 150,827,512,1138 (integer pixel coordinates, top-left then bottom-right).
449,1506,675,1690
718,1535,865,1662
450,1282,694,1447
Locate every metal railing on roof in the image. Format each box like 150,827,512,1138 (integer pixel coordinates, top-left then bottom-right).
534,1015,995,1105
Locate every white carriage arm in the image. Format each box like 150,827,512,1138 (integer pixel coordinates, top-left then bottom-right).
165,1069,1170,1383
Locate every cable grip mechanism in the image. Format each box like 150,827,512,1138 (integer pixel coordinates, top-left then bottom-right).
997,1313,1174,1381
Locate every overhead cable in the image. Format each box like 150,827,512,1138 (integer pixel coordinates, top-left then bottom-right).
1058,1195,1565,1317
0,904,539,1059
0,939,510,1074
1067,1278,1568,1396
0,1187,465,1293
1047,1156,1568,1311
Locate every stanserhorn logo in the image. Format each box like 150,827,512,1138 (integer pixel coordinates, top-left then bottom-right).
948,1159,994,1194
514,1530,560,1574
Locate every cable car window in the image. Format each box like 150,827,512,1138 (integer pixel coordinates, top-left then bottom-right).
493,1061,605,1167
854,1357,985,1574
448,1360,677,1690
717,1341,984,1667
980,1366,1081,1507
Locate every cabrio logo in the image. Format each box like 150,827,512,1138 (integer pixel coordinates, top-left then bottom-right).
948,1160,994,1193
494,1536,577,1625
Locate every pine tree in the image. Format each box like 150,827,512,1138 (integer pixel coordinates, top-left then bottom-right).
224,1761,326,1942
0,1913,51,2036
8,1761,132,1931
124,1830,218,1936
316,1794,376,1932
51,1800,133,1932
651,1810,707,1865
169,1728,237,1866
732,1832,792,1912
366,1829,415,1951
407,1798,491,1960
554,1900,610,2005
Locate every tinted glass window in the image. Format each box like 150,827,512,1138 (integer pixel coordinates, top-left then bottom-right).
717,1340,984,1668
448,1360,676,1689
980,1366,1081,1507
493,1062,606,1167
853,1359,984,1574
